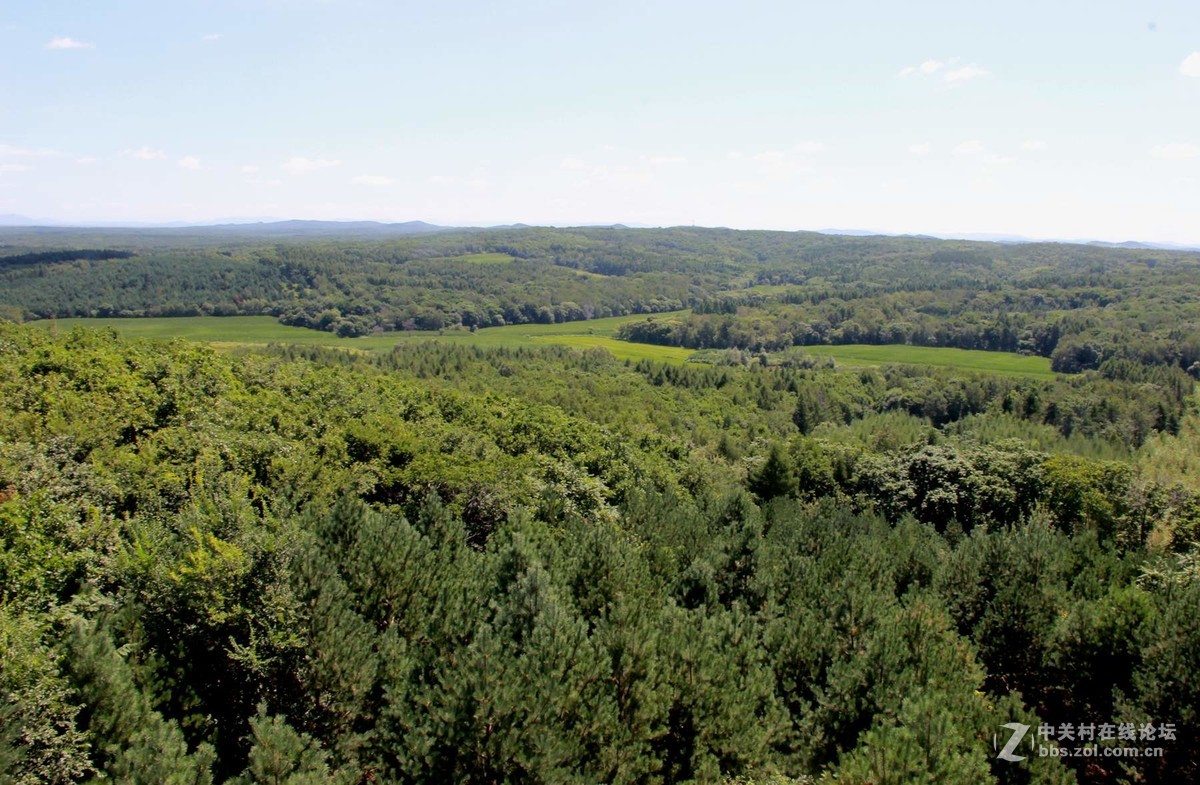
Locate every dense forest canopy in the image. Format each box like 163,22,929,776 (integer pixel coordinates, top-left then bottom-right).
1,225,1198,784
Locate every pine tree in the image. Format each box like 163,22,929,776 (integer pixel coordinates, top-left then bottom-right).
65,618,216,785
232,707,348,785
749,444,794,502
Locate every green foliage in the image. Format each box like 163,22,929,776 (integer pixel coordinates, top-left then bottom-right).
65,617,216,784
0,607,94,784
0,319,1195,784
233,707,347,785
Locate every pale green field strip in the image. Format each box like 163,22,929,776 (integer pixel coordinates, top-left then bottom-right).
735,284,806,296
34,316,409,350
427,252,515,265
28,317,1054,375
801,344,1055,378
528,335,695,363
30,313,698,363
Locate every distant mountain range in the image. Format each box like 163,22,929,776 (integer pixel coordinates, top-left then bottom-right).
0,214,1197,250
816,227,1200,252
0,215,454,235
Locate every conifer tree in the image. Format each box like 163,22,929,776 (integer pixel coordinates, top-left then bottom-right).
233,707,348,785
65,619,215,785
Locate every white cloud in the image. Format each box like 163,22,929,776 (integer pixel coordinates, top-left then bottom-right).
202,33,223,41
1151,142,1198,160
749,151,799,165
1180,52,1200,77
177,156,202,170
899,59,944,77
900,58,989,85
0,143,61,158
750,141,824,161
792,140,825,155
240,165,260,173
352,174,395,186
282,156,341,174
641,155,688,165
1021,140,1049,151
428,175,455,185
0,163,33,173
953,139,987,156
952,140,1015,165
943,65,990,84
559,156,651,186
744,143,825,179
46,37,92,50
245,178,282,186
909,142,932,156
76,156,99,165
121,146,167,160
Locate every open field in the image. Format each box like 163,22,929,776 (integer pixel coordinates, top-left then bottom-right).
31,316,409,350
29,313,699,363
528,334,695,363
28,317,1061,374
801,343,1055,378
431,252,515,265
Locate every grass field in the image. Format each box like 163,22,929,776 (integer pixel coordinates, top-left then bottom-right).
431,252,515,265
801,343,1055,378
28,317,1055,375
736,284,805,296
30,313,698,363
32,316,408,350
528,334,695,363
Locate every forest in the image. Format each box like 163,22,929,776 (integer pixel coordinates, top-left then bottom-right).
1,226,1198,784
3,226,1200,373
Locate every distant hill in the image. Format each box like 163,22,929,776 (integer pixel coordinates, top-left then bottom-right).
0,218,454,237
0,217,1196,249
0,213,45,226
1086,239,1200,252
186,219,451,237
819,227,1200,251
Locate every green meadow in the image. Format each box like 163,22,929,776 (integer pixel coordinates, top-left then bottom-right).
29,316,1056,374
30,313,699,363
31,316,1054,374
801,343,1055,378
430,252,515,265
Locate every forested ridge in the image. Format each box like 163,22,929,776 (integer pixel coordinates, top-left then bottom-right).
2,317,1198,784
3,227,1200,375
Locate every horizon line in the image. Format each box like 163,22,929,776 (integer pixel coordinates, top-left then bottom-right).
1,216,1199,251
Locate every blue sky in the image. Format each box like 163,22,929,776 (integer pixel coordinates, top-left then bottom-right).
2,0,1199,242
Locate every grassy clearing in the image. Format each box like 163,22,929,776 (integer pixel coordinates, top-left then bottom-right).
735,284,805,296
33,316,409,350
30,313,697,363
530,335,695,363
801,343,1055,378
28,317,1055,375
436,252,515,265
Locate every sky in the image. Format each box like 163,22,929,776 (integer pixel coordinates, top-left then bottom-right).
2,0,1199,242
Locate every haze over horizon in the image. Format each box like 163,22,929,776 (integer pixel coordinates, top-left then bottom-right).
3,1,1199,244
